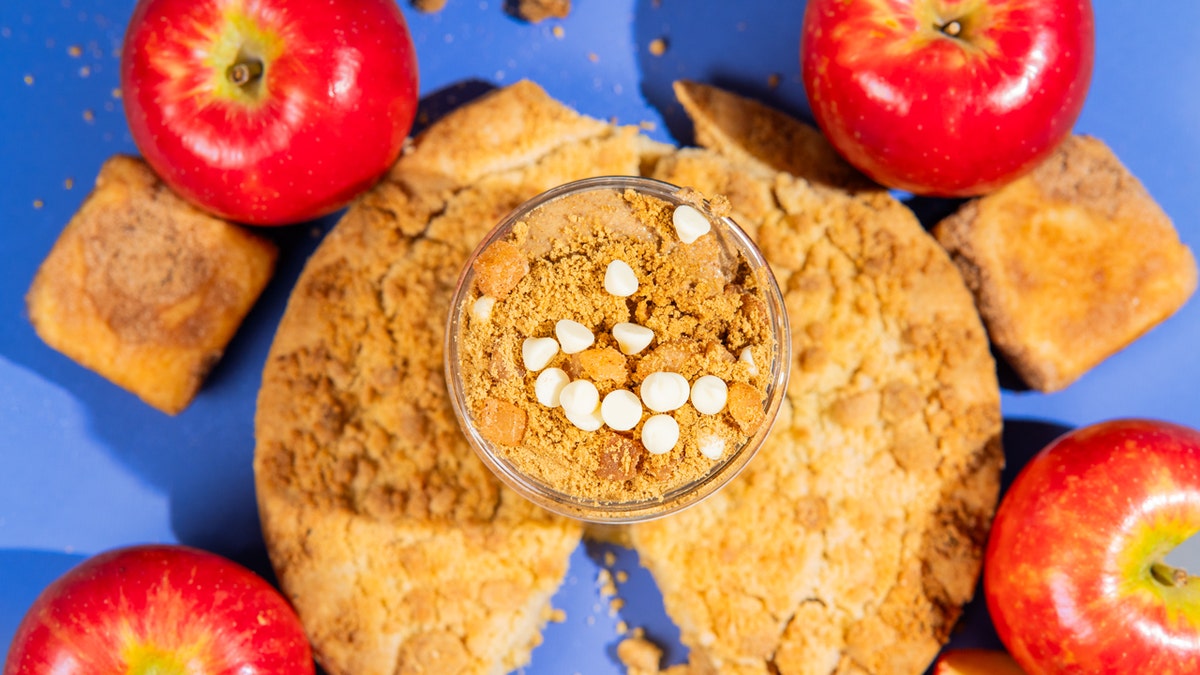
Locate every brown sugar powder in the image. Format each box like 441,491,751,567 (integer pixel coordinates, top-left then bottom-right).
456,185,776,504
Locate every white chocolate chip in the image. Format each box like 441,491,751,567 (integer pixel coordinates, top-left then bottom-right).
471,296,496,322
565,406,604,432
698,434,725,460
604,260,639,297
555,319,595,354
612,322,654,355
559,379,600,419
690,375,728,415
640,372,690,413
534,368,569,407
600,389,642,431
522,337,559,372
672,204,711,244
739,347,758,376
642,414,680,455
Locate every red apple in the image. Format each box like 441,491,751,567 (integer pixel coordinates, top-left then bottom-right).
120,0,419,226
984,419,1200,674
3,545,314,675
934,648,1026,674
800,0,1094,197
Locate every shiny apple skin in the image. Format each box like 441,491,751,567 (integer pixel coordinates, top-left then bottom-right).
3,545,314,675
121,0,419,226
800,0,1094,197
984,420,1200,675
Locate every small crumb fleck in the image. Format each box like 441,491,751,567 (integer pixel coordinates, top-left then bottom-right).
767,73,781,89
553,25,564,39
548,607,567,623
638,120,657,132
67,44,82,57
111,87,122,99
587,52,599,63
648,37,667,57
596,568,616,597
609,597,625,614
23,74,33,86
615,569,629,584
411,0,448,11
604,551,616,567
64,178,74,190
79,65,90,78
616,619,629,634
82,109,95,123
33,199,44,209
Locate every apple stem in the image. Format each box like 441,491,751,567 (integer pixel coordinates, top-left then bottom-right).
939,20,963,38
226,59,264,88
1151,561,1190,588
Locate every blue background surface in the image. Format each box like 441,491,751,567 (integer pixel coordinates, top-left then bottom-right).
2,1,1198,672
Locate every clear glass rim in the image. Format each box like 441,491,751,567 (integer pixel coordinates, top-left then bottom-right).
444,175,791,524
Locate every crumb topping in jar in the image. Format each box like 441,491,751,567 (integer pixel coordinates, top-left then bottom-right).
455,183,779,504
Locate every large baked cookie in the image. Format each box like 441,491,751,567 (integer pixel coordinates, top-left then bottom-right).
255,81,1002,675
633,85,1003,674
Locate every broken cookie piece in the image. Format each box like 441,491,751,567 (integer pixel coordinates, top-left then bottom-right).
26,155,277,414
935,134,1198,392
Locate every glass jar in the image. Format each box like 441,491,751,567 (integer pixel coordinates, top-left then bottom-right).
445,176,790,523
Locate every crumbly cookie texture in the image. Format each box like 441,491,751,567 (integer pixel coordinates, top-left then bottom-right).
255,80,1002,675
631,147,1002,675
935,134,1198,392
255,81,668,675
27,154,277,414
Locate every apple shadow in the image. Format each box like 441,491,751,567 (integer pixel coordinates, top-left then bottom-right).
924,417,1072,671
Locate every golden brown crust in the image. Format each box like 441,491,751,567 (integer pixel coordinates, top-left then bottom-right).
632,143,1002,675
26,155,277,414
934,134,1198,392
673,80,878,192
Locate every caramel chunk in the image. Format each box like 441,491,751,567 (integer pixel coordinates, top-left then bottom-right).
633,340,699,382
727,381,765,434
472,240,528,299
476,397,527,446
573,346,629,385
596,432,644,482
